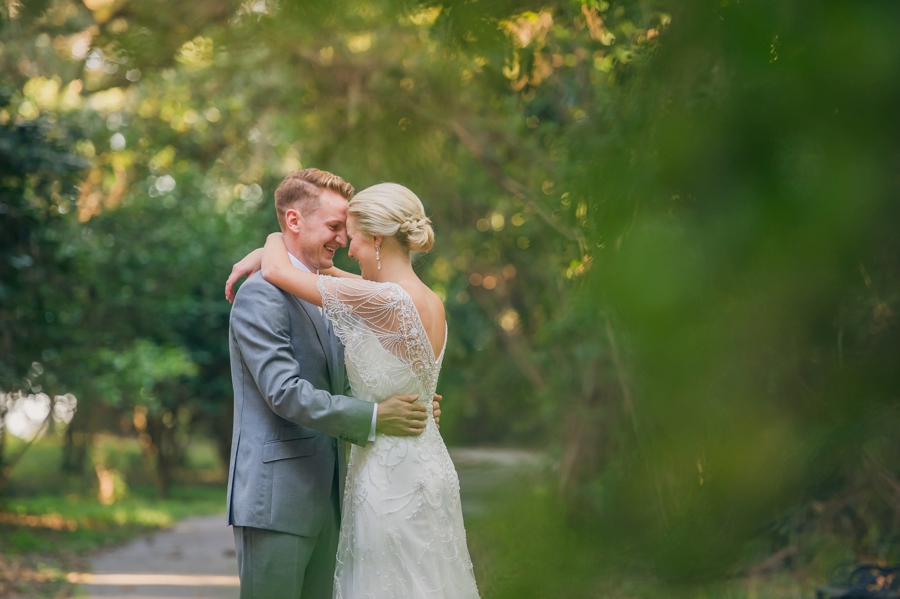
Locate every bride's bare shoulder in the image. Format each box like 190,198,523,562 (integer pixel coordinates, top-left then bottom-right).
400,281,444,315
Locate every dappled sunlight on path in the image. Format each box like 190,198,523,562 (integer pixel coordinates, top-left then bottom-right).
81,514,238,599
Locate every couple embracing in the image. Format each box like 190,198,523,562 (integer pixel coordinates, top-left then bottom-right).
224,168,481,599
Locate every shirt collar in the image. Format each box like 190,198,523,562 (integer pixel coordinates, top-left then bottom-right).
288,252,314,273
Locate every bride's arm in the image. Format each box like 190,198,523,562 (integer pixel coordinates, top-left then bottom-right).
225,248,264,303
260,233,323,306
225,235,362,303
318,265,362,279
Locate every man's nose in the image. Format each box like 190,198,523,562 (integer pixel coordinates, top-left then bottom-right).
335,231,347,247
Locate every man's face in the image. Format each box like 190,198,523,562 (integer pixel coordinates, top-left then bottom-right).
292,189,348,270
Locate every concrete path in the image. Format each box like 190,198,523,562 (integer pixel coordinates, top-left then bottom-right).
77,515,238,599
78,448,543,598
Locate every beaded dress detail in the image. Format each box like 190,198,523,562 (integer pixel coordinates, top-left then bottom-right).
317,276,480,599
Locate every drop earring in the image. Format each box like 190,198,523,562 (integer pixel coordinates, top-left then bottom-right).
376,245,381,270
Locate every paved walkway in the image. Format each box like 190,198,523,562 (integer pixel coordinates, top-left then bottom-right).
78,448,543,598
76,515,239,599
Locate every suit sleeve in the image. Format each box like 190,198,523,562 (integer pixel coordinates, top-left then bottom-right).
231,278,372,446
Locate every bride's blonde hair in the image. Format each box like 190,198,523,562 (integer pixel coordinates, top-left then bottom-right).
348,183,434,253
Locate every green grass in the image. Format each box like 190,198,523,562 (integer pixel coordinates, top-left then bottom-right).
0,485,226,553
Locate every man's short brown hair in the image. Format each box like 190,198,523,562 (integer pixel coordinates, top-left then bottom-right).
274,168,354,229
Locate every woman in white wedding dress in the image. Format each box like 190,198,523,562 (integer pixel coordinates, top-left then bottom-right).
257,183,480,599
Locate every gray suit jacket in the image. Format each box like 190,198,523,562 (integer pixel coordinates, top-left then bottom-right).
226,271,373,537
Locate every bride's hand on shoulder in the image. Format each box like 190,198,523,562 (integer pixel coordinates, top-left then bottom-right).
225,247,265,303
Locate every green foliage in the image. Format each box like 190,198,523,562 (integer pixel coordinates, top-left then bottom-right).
0,86,86,390
95,340,197,409
465,472,824,599
570,1,900,580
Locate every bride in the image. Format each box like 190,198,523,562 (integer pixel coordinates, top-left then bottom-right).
238,182,480,599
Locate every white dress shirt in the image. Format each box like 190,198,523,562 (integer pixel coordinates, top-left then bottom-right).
287,253,378,443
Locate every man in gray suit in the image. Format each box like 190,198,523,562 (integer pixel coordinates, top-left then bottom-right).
225,168,437,598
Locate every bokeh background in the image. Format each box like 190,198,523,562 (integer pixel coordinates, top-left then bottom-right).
1,0,899,597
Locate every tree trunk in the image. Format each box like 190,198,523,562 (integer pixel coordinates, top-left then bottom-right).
0,395,7,496
61,400,91,477
144,411,189,499
557,348,625,509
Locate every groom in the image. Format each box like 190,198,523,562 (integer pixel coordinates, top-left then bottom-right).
226,168,438,598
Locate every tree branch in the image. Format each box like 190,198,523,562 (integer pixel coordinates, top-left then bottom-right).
604,313,638,437
447,121,584,243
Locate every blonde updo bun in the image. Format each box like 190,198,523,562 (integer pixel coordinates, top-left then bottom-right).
348,183,435,253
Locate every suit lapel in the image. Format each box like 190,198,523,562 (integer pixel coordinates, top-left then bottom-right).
293,296,337,391
330,327,345,395
284,254,339,391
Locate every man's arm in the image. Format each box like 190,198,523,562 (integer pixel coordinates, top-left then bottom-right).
347,381,442,438
232,278,373,445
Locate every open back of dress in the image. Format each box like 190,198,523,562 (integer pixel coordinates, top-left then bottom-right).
318,276,480,599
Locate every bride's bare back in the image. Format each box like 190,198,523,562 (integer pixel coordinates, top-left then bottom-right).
398,279,446,358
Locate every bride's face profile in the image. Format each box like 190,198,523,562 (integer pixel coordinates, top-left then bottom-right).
346,217,379,279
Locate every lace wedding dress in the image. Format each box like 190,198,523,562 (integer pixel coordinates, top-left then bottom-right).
318,276,480,599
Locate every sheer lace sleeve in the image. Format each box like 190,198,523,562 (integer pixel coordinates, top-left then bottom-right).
316,275,433,375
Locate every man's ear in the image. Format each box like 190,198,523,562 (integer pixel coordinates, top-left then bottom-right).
284,208,303,233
